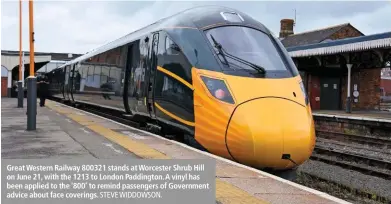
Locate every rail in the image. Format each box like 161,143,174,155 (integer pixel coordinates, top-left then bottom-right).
316,130,391,150
312,145,391,180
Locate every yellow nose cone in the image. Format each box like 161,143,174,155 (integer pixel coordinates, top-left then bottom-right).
225,97,315,170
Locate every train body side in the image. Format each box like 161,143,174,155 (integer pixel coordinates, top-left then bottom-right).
47,27,200,134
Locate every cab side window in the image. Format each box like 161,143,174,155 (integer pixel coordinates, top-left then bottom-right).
165,36,180,55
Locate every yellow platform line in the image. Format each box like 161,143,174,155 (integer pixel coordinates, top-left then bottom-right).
46,101,268,204
88,124,170,159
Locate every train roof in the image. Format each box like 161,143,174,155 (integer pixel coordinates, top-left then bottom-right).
57,5,271,69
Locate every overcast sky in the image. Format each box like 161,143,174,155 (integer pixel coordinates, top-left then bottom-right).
1,1,391,54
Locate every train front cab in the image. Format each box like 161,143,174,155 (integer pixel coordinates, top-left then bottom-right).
164,24,316,170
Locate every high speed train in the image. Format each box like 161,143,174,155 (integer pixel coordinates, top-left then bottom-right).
46,6,316,171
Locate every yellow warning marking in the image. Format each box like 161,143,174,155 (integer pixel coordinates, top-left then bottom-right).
88,124,170,159
46,101,269,204
55,108,73,114
216,179,268,203
67,114,94,123
78,121,97,126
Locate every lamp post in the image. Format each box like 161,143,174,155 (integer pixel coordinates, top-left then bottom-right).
18,0,23,108
27,0,36,131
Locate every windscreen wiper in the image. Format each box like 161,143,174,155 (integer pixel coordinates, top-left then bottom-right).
210,34,266,74
210,35,229,65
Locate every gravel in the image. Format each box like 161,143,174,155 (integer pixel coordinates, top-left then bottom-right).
297,159,391,202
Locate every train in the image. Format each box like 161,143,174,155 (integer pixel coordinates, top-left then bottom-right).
46,6,316,171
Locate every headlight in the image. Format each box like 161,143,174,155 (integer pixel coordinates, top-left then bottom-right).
299,81,309,105
201,76,235,104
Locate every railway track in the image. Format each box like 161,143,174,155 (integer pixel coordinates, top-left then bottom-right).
316,130,391,150
311,145,391,180
316,137,391,158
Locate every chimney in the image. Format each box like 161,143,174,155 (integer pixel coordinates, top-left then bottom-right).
279,19,294,38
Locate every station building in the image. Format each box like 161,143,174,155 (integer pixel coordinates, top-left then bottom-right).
279,19,391,112
1,50,82,97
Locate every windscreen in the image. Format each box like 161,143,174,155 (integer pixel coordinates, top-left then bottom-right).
205,26,289,72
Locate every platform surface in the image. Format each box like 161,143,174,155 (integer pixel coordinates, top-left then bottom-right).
1,98,351,204
313,110,391,123
1,98,138,159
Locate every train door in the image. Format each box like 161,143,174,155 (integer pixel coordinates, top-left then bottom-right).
69,64,75,102
61,68,65,99
64,65,70,101
124,44,133,114
146,32,159,119
127,38,149,117
310,75,320,110
320,77,340,110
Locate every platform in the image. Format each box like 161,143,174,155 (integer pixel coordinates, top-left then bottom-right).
313,110,391,123
1,98,138,159
1,98,350,204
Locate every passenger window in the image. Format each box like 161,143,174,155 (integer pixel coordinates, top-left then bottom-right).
165,36,180,55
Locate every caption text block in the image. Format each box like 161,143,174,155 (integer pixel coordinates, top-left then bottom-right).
2,159,216,204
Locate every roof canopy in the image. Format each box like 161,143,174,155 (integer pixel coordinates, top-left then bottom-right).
286,32,391,57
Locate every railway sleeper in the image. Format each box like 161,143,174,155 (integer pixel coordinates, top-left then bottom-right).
297,171,391,204
310,153,391,180
314,146,391,171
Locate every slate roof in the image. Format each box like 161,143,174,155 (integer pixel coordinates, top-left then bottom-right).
280,23,364,48
286,31,391,52
286,31,391,57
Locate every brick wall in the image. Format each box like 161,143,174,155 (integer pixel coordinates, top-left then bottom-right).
340,68,381,110
1,77,8,97
314,117,391,138
380,78,391,96
329,25,363,40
